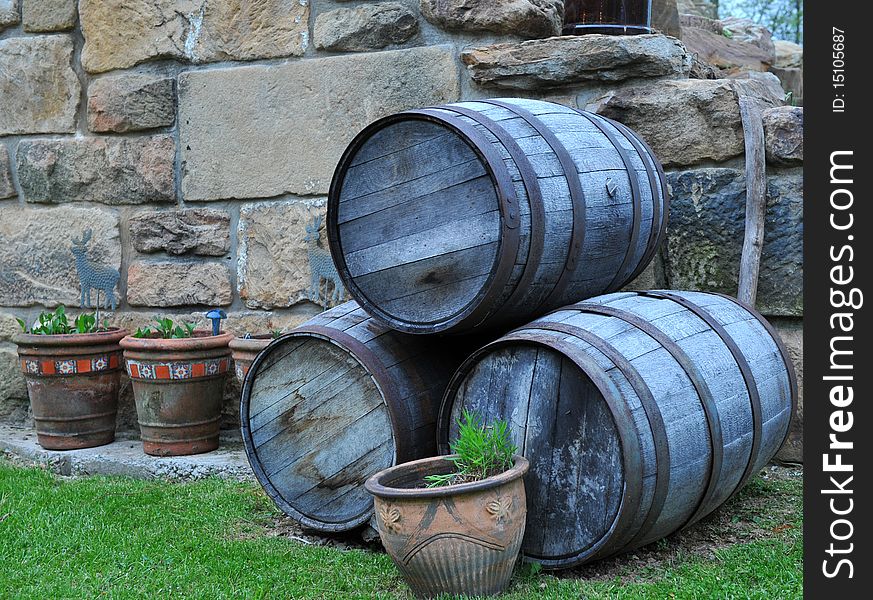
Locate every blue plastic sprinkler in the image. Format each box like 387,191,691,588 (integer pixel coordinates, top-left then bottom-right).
206,309,227,336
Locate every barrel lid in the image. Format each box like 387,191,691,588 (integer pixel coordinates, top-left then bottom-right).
440,339,636,566
327,110,519,334
240,331,396,532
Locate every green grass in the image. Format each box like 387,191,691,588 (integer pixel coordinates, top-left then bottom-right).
0,461,802,599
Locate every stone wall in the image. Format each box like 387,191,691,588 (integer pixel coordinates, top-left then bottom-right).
0,1,803,460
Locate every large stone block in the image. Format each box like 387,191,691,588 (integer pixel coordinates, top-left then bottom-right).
179,45,460,200
461,34,691,90
23,0,77,32
590,77,784,167
0,346,29,424
88,74,176,133
314,2,418,52
186,0,309,63
771,317,802,463
763,106,802,166
770,66,802,106
79,0,309,73
129,208,230,256
0,312,22,342
238,200,348,309
0,0,19,30
0,36,80,135
127,261,233,307
108,309,315,338
665,168,802,316
774,40,803,68
17,135,175,205
0,207,121,307
223,310,315,336
676,0,717,19
680,16,775,74
421,0,562,38
1,146,14,199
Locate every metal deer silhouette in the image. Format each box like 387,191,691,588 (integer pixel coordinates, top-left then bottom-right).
304,215,345,307
71,229,120,310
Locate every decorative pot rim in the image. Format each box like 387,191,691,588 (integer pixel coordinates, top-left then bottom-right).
228,335,274,352
365,454,529,500
13,327,129,348
120,331,234,352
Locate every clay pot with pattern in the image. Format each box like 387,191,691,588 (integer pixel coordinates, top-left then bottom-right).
120,331,233,456
13,329,128,450
228,335,272,385
365,455,529,598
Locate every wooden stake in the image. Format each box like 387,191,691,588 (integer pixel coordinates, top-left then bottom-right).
737,97,767,306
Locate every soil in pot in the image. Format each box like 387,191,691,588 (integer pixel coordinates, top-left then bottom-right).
365,455,529,598
14,328,128,450
121,331,233,456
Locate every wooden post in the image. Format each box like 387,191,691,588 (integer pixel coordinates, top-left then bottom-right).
737,97,767,306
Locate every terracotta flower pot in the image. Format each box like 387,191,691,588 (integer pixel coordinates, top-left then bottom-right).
120,331,233,456
13,328,127,450
365,455,529,598
228,335,272,385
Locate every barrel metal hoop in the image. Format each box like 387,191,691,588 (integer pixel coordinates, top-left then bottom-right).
711,292,798,456
638,291,763,505
606,118,663,283
568,300,725,531
476,99,587,311
520,321,671,553
436,331,643,567
410,107,522,330
499,330,643,566
572,111,642,293
612,119,671,258
437,104,546,318
239,326,397,533
500,330,643,566
326,110,520,333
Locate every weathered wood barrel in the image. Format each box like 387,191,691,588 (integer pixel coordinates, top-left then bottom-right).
438,291,796,568
240,301,466,533
327,98,669,334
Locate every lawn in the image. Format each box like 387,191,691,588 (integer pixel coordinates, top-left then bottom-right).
0,459,801,599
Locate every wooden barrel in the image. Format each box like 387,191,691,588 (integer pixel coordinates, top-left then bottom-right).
438,291,796,568
327,98,669,334
240,301,466,532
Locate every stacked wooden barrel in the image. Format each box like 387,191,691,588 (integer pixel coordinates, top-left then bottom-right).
240,99,795,566
438,290,795,567
327,98,669,334
239,302,470,532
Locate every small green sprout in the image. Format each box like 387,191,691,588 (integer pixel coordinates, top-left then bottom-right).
424,410,518,488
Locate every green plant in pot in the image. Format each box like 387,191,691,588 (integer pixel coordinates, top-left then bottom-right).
365,411,529,598
228,330,282,386
12,306,127,450
120,315,233,457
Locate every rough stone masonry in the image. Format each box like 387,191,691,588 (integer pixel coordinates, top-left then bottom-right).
0,0,803,461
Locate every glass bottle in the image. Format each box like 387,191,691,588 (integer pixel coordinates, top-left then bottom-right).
562,0,653,35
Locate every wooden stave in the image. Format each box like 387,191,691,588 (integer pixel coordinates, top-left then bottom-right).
240,302,460,532
328,99,668,335
437,291,794,567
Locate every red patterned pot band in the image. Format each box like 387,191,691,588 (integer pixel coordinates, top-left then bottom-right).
125,357,230,380
21,353,121,377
